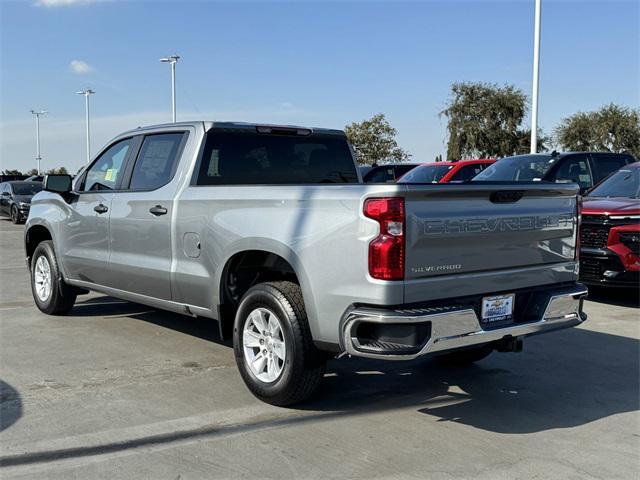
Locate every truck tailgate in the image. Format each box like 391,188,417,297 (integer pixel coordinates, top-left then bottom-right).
402,183,579,303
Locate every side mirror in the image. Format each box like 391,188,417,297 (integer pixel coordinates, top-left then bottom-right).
44,174,72,194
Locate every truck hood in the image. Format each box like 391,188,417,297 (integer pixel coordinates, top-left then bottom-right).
582,197,640,216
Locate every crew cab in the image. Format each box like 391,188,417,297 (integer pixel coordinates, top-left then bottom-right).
580,162,640,287
25,121,587,405
473,152,635,193
398,159,495,184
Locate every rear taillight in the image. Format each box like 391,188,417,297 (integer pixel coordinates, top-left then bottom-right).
364,197,405,280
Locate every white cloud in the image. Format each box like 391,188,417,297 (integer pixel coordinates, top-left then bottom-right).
35,0,106,7
69,60,94,75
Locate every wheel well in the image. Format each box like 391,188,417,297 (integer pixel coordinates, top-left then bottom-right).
25,226,52,267
218,250,299,339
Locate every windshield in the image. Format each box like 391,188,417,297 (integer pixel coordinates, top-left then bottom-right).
398,164,452,183
473,155,559,181
12,183,42,195
588,168,639,199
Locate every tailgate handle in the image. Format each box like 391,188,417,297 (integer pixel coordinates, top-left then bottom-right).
490,191,524,203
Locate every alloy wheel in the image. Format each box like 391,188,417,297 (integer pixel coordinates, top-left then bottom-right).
34,255,52,302
242,307,287,383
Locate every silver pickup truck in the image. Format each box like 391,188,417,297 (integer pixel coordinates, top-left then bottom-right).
25,121,587,405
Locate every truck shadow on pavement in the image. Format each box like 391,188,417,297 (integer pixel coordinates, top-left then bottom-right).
70,295,639,436
310,326,640,434
586,286,639,308
69,296,229,345
0,380,22,432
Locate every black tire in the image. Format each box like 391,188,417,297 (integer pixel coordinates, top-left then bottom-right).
435,345,493,366
10,205,21,224
233,281,326,406
30,241,77,315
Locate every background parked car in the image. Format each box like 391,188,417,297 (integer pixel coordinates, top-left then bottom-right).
25,175,45,182
362,163,420,183
579,162,639,288
0,181,43,224
398,159,495,183
473,152,636,193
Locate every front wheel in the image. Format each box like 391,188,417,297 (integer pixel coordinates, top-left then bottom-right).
233,281,325,406
31,241,77,315
10,205,21,224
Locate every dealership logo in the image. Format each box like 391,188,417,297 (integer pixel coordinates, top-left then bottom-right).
422,214,573,235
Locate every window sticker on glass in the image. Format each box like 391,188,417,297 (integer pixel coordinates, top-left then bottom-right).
105,169,116,181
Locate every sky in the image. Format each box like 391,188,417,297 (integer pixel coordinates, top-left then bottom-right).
1,0,638,173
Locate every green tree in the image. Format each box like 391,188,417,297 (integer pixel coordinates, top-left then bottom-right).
46,167,69,175
441,82,547,160
1,169,23,176
25,168,39,176
345,113,411,165
554,104,640,158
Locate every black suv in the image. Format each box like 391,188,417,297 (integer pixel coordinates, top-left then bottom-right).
362,163,420,183
0,181,42,224
473,152,636,193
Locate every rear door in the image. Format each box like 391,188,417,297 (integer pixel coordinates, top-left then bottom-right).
60,137,134,285
403,183,578,303
589,153,634,184
107,131,188,300
0,183,8,215
448,163,486,182
547,154,593,192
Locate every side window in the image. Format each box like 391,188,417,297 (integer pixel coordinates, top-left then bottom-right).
83,138,132,191
451,164,484,181
365,167,396,183
197,131,358,185
550,155,592,189
591,154,631,183
129,133,184,191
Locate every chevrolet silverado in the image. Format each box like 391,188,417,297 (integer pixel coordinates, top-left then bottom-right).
25,121,587,405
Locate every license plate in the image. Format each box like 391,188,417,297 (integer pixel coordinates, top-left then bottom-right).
481,294,515,326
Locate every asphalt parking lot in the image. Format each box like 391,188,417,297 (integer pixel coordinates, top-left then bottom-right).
0,219,638,479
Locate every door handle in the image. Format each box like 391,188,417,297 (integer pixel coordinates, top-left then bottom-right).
94,204,108,214
149,205,168,216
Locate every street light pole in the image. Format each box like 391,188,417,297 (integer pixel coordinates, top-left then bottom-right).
76,89,95,163
160,55,180,123
30,110,47,174
530,0,542,154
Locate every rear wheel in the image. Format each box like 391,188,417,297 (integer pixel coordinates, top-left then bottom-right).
233,281,325,406
30,241,76,315
435,345,493,366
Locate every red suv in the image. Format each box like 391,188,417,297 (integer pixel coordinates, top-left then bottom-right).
580,162,640,287
398,159,495,183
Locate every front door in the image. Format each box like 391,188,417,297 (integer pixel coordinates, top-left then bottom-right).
107,132,186,300
59,138,133,285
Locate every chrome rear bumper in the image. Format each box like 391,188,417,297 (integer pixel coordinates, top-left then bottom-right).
341,284,588,360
